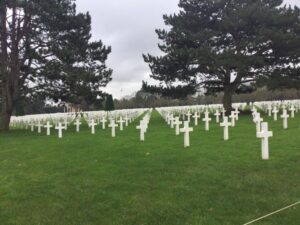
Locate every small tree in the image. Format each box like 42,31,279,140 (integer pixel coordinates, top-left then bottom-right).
105,94,114,111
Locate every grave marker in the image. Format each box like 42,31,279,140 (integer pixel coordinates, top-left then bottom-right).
220,116,232,140
192,112,200,126
174,116,182,136
180,121,193,148
272,106,279,121
280,109,289,129
44,121,53,136
214,110,221,123
89,119,97,134
108,120,118,137
202,111,212,131
74,119,81,132
55,122,66,138
257,122,273,160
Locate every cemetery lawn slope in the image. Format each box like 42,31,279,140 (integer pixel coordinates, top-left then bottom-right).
0,111,299,225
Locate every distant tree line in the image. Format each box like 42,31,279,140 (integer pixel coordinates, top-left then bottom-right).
114,88,300,109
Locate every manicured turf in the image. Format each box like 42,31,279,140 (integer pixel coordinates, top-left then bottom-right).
0,110,299,225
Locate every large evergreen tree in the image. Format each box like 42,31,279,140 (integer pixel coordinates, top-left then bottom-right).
143,0,300,112
0,0,112,131
104,94,114,111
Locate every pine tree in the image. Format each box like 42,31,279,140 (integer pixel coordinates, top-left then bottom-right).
143,0,300,112
105,95,115,111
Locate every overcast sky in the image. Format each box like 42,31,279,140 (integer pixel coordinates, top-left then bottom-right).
76,0,300,99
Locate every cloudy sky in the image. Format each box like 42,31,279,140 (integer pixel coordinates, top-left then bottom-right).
76,0,299,99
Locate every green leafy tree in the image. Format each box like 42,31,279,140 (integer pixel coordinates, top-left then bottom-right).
0,0,112,131
143,0,300,112
105,94,114,111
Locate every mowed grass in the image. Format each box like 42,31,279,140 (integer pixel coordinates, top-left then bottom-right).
0,110,299,225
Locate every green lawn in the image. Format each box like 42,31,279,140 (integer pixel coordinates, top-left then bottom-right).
0,110,299,225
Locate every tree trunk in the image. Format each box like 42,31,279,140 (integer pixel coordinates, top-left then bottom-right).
0,109,12,132
0,89,13,131
0,80,15,132
223,86,234,115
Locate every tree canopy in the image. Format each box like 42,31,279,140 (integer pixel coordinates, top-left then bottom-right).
0,0,112,130
143,0,300,112
105,94,115,111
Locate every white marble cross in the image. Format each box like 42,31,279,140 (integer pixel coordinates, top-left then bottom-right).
89,119,97,134
234,107,240,120
55,122,66,138
221,108,226,119
125,115,129,126
229,111,237,127
74,119,81,132
252,107,257,117
44,121,53,136
118,117,125,131
290,105,295,118
282,104,286,110
257,122,273,160
272,106,279,121
253,113,263,133
174,116,182,136
167,113,171,125
220,116,232,140
36,121,43,133
170,114,175,128
280,109,289,129
108,119,118,137
202,111,212,131
30,122,35,132
101,116,107,129
142,116,150,131
214,110,221,123
267,105,272,117
186,111,192,123
180,121,193,148
136,120,147,141
192,112,200,126
64,119,69,130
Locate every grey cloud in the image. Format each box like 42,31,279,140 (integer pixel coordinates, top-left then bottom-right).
76,0,179,99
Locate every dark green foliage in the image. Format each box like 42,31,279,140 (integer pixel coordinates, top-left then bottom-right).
105,94,115,111
257,68,300,90
0,0,112,130
142,81,196,99
143,0,300,111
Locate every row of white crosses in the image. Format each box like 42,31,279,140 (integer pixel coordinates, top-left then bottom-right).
218,105,241,141
159,101,278,161
10,109,148,138
159,104,272,160
253,100,300,129
158,104,244,147
255,100,300,118
83,110,145,137
251,106,274,160
162,111,194,148
136,110,152,141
